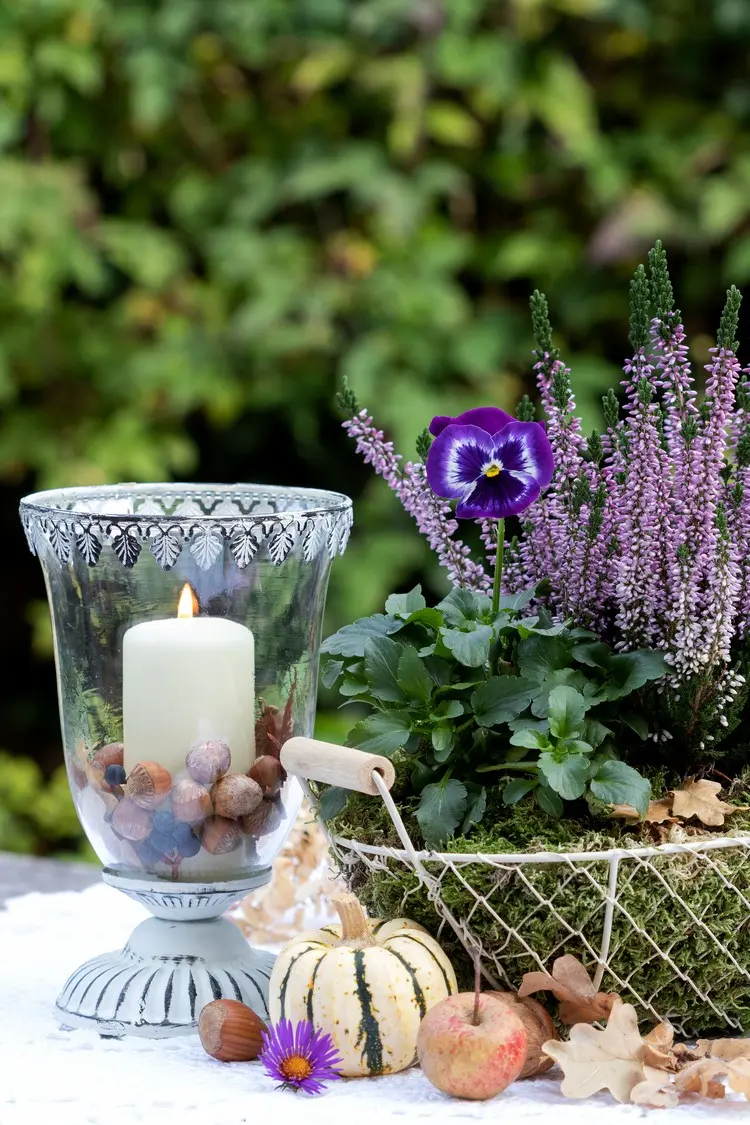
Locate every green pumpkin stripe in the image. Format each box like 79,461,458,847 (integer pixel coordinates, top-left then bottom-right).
353,950,384,1073
305,956,323,1024
391,933,453,994
278,949,309,1019
386,948,427,1019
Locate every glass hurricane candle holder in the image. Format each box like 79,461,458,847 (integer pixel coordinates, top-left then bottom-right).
19,483,351,1038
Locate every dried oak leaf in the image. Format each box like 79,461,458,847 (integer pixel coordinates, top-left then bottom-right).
672,1042,703,1068
630,1066,679,1109
676,1056,750,1100
542,1001,647,1103
670,779,748,827
519,954,619,1025
728,1058,750,1098
255,674,296,763
675,1058,728,1099
642,1021,676,1071
696,1038,750,1061
610,799,676,825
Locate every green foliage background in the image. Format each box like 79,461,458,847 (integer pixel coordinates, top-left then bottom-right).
2,0,750,856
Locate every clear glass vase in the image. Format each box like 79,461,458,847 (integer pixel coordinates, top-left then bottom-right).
19,482,351,1036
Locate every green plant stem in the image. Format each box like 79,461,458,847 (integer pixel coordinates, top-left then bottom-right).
476,761,539,773
491,519,505,617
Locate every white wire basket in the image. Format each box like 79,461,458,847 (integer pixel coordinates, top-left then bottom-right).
321,772,750,1036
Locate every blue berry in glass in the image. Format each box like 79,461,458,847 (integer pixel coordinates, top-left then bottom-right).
149,831,174,857
104,764,127,787
176,832,201,859
152,810,176,834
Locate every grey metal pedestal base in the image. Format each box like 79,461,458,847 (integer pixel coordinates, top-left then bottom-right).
55,869,274,1038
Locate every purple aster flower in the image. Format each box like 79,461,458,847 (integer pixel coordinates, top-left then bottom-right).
259,1018,342,1095
426,420,554,519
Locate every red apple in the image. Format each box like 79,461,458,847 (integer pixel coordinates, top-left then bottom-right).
417,992,528,1101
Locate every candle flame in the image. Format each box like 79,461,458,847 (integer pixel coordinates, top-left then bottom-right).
177,583,199,619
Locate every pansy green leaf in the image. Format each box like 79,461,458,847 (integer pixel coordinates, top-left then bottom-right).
385,586,427,618
620,711,649,739
589,760,651,817
517,634,572,682
530,670,590,717
581,718,613,748
431,724,455,761
321,660,344,688
346,711,412,755
364,635,404,701
601,649,668,699
557,738,594,755
339,674,370,697
472,675,536,726
503,778,538,806
442,623,493,666
536,783,564,818
509,717,551,733
417,779,468,847
403,607,444,630
397,645,433,704
497,588,536,612
318,786,349,821
461,785,487,832
509,727,550,750
433,699,464,720
538,752,589,800
572,641,611,668
547,685,590,737
322,614,404,657
437,588,492,626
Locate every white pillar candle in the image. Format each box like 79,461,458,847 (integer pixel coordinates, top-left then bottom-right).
122,586,255,779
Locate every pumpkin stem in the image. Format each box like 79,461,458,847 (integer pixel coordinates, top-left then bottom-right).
331,892,375,946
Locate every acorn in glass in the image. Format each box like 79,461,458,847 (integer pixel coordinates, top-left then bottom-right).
19,483,351,1037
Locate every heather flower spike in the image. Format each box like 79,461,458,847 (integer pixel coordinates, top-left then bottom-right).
259,1018,342,1095
339,240,750,753
342,406,490,592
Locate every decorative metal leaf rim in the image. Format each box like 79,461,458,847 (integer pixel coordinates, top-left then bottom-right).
19,483,352,570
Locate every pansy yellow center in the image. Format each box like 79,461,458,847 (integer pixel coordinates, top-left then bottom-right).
281,1055,314,1082
484,461,502,478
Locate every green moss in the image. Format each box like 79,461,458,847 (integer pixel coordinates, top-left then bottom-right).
330,778,750,1036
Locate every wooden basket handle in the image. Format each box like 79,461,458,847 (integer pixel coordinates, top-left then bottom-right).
280,737,395,796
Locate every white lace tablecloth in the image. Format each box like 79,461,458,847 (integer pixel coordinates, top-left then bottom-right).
0,883,743,1124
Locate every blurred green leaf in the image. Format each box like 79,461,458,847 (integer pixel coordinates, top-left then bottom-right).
1,0,749,860
426,102,482,147
98,221,187,290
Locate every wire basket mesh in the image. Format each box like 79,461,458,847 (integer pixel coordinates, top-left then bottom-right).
322,774,750,1036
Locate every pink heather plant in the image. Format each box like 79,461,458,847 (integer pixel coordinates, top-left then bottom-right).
338,243,750,758
342,406,491,593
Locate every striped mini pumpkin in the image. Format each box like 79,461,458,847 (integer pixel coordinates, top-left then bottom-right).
268,892,457,1077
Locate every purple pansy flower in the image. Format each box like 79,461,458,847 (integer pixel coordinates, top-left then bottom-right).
259,1018,342,1095
426,413,555,520
429,406,515,438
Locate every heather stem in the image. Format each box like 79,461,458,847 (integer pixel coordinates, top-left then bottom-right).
491,519,505,616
